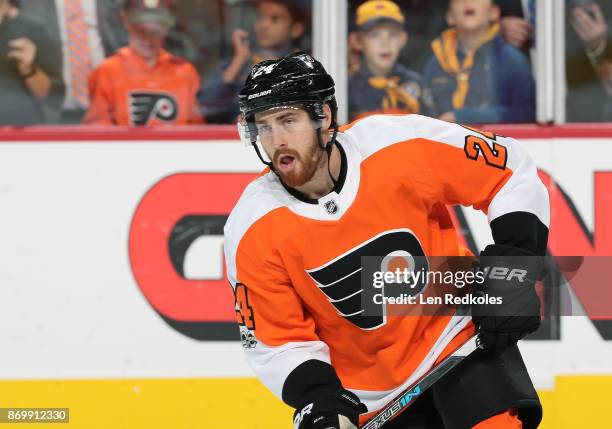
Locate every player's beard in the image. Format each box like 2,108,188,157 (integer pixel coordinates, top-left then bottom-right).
273,140,323,188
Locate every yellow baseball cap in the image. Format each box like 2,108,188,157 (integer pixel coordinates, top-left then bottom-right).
356,0,405,30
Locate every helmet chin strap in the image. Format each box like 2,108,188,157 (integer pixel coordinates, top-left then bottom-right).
316,125,339,189
251,141,274,171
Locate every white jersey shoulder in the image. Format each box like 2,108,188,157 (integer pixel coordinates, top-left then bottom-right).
342,114,468,159
225,173,282,238
342,113,550,227
223,172,289,284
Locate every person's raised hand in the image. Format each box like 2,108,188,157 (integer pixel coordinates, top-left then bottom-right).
7,38,38,76
500,16,533,49
572,3,608,52
232,29,251,63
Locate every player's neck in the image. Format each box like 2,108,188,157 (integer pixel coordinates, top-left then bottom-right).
294,141,341,200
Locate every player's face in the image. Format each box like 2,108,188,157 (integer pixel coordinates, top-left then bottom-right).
359,23,407,76
254,107,324,188
447,0,500,33
255,2,302,50
128,21,170,61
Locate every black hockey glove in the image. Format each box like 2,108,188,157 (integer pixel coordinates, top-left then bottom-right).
472,244,543,354
293,385,366,429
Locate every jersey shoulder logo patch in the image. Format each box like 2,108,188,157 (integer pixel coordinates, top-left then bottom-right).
240,329,258,349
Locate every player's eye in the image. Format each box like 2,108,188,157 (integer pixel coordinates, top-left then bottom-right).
283,117,300,129
256,124,272,134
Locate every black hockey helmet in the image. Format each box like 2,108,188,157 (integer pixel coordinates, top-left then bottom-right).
237,52,338,153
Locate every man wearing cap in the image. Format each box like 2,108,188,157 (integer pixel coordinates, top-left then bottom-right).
83,0,202,125
348,0,434,121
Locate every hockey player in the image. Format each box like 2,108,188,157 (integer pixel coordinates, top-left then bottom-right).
224,52,549,429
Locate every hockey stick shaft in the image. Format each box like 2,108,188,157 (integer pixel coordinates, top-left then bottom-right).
360,335,480,429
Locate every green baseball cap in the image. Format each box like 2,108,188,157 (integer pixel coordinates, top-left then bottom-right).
124,0,176,27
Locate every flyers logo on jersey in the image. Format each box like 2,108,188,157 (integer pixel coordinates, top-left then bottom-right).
129,92,178,125
306,229,427,330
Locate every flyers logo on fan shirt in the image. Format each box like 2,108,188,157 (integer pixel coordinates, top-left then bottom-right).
224,114,550,414
83,47,202,125
129,92,178,125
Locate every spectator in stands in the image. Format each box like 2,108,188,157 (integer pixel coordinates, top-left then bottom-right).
0,0,63,125
397,0,450,74
566,0,612,121
169,0,221,77
349,0,450,76
348,0,432,120
84,0,202,126
497,0,535,58
20,0,128,124
423,0,535,124
199,0,306,123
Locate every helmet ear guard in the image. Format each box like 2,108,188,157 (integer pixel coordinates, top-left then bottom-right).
313,97,339,153
305,97,338,136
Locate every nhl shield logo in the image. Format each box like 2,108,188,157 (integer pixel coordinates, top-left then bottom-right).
324,200,338,214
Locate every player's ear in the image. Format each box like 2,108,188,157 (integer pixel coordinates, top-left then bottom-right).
291,20,305,39
349,31,363,51
322,103,332,130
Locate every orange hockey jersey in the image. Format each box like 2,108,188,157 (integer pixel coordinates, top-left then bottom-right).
84,47,202,126
223,114,549,416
